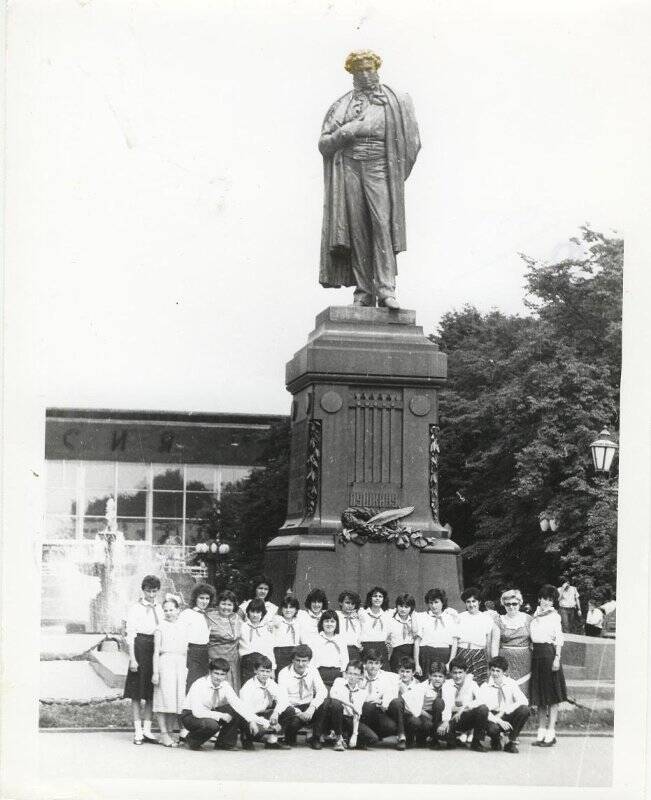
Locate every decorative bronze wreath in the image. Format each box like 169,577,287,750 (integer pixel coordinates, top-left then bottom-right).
339,506,439,550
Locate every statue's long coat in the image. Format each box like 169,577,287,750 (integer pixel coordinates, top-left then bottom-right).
318,85,421,289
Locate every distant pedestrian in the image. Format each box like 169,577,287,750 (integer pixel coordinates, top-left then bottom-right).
557,575,582,633
584,595,605,637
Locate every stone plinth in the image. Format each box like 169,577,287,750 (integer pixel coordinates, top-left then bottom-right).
265,306,461,605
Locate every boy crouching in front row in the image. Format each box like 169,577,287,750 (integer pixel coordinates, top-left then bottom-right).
386,657,435,750
180,658,266,750
313,660,379,751
438,657,489,752
239,655,295,749
477,656,530,753
276,644,327,746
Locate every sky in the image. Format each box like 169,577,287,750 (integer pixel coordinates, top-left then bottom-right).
4,0,643,416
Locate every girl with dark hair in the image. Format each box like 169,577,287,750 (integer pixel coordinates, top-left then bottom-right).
529,584,568,747
179,583,215,693
205,589,242,692
336,590,363,663
414,588,456,678
177,582,215,743
298,588,328,640
386,593,417,673
238,575,278,620
270,596,301,675
310,609,348,689
239,599,276,685
449,587,493,686
359,586,390,669
123,574,162,745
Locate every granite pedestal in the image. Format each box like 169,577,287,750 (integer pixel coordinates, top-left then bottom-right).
265,307,462,605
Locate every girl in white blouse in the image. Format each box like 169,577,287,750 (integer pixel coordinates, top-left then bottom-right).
269,596,302,675
238,575,279,621
358,586,391,668
309,609,348,689
529,584,568,747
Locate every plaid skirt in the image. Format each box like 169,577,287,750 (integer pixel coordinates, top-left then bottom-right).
529,643,567,707
456,647,488,686
123,634,154,702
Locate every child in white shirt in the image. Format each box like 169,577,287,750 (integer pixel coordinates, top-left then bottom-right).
239,599,276,686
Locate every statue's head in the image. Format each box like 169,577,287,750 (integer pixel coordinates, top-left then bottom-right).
344,50,381,86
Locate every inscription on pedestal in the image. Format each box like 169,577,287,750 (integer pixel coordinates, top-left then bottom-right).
349,484,401,508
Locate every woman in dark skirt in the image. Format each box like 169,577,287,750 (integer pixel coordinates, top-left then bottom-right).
123,574,163,745
359,586,390,669
529,584,568,747
310,610,348,689
179,582,215,693
387,594,418,673
414,587,455,679
270,595,302,677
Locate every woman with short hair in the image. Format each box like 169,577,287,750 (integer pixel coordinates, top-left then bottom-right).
205,589,242,692
529,584,568,747
491,589,532,696
448,587,493,686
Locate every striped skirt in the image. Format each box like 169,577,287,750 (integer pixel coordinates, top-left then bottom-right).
456,647,488,686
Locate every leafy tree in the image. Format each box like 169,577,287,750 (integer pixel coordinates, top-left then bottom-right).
196,420,290,597
432,228,622,603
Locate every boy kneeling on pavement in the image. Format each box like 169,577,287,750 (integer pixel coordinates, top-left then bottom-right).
239,655,295,749
180,657,266,750
438,657,489,752
276,644,327,747
477,656,530,753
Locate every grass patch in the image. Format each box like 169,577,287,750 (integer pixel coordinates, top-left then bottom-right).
40,700,132,728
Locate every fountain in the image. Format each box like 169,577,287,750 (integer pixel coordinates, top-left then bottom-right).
41,499,182,636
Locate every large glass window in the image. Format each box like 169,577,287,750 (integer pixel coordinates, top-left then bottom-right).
44,460,256,545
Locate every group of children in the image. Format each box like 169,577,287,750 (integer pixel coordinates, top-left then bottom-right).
123,575,568,752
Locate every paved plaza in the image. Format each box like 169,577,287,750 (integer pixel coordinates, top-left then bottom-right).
39,731,612,788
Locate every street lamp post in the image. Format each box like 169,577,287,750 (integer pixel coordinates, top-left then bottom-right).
589,428,619,474
194,539,231,593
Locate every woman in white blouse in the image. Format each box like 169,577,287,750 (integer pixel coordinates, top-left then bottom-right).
529,584,568,747
179,583,215,693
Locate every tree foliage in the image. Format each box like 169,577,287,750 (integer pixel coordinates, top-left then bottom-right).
203,228,622,606
432,228,622,602
197,419,290,596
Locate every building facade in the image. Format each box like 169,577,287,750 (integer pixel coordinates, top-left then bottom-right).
44,408,287,547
